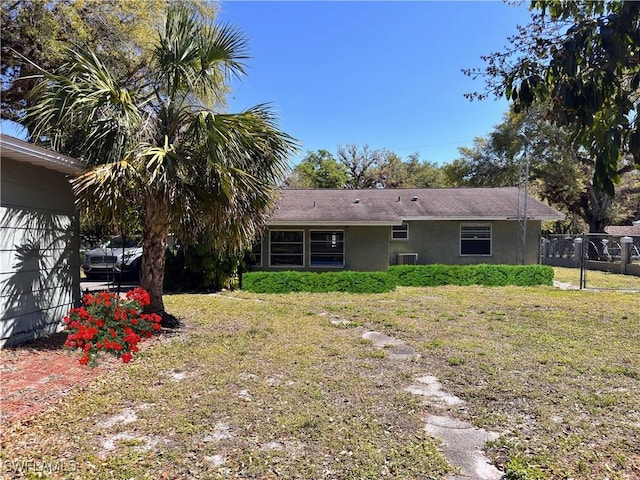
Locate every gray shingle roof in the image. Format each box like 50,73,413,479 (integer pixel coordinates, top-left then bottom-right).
269,187,564,225
604,225,640,237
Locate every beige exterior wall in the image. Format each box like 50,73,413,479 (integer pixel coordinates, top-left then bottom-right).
1,158,80,348
257,220,541,272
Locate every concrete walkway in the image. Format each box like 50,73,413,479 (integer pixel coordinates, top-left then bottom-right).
364,330,503,480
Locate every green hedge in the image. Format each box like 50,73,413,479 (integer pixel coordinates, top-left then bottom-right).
242,265,554,293
388,264,554,287
242,271,396,293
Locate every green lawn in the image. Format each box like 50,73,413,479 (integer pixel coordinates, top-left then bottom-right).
2,282,639,479
553,266,640,290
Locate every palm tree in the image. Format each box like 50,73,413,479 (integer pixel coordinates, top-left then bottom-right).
25,4,298,325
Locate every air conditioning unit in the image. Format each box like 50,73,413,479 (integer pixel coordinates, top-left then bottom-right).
396,253,418,265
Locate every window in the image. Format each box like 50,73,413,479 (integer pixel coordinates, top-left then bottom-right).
392,223,409,240
270,230,304,266
310,231,344,267
460,224,492,256
247,239,262,267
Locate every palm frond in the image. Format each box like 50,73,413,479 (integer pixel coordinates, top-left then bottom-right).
72,157,142,225
166,104,297,246
154,4,249,109
25,48,141,165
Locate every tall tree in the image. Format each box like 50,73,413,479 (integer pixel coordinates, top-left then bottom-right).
444,106,639,232
285,149,348,188
1,0,195,123
465,0,639,195
337,144,381,189
368,151,447,188
287,147,448,189
372,150,407,188
403,153,447,188
25,4,297,324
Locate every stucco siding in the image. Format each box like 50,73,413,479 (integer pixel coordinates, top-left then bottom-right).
255,226,390,272
1,158,80,347
389,220,541,265
257,220,541,273
345,226,389,271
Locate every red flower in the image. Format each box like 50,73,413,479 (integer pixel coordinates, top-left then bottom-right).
64,288,156,366
126,287,151,307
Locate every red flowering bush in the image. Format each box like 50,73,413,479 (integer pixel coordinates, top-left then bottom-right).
63,287,161,367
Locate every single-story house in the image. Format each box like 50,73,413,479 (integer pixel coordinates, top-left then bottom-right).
1,134,83,348
250,187,564,271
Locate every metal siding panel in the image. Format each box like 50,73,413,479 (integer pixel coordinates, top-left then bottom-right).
1,159,80,348
1,303,71,348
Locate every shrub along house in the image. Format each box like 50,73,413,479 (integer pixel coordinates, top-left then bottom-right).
1,134,83,347
250,187,564,272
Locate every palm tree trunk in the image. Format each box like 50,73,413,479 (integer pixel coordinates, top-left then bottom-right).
140,197,178,327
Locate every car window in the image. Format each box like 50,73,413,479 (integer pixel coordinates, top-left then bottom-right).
104,238,141,248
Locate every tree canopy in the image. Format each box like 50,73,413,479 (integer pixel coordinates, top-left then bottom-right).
444,106,640,232
1,0,200,123
465,0,639,195
285,149,348,188
286,146,447,189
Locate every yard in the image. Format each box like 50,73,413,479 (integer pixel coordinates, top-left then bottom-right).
1,270,639,479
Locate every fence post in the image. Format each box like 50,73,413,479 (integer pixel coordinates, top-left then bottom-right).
574,237,583,267
621,236,633,275
574,237,584,289
542,238,550,261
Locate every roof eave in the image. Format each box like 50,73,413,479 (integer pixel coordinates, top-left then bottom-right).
402,215,565,221
0,134,83,175
268,215,565,226
268,220,401,226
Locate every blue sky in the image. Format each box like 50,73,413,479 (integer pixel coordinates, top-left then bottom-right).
217,1,533,165
1,1,533,167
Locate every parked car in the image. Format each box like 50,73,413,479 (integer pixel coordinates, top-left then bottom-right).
82,237,143,280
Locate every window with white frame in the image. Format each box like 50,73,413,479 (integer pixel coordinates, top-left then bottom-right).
310,230,344,267
270,230,304,266
391,223,409,240
460,224,492,255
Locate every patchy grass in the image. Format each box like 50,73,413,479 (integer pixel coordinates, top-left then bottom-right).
553,266,640,290
1,284,639,479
